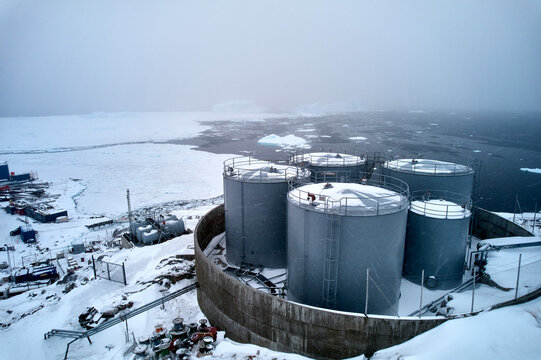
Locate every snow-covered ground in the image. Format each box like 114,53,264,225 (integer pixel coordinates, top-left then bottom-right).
1,112,540,359
1,112,305,359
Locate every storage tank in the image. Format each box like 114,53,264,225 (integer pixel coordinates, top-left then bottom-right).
163,219,185,235
141,229,160,245
402,190,472,289
136,224,152,242
381,158,475,198
290,152,366,183
287,176,409,315
224,157,310,268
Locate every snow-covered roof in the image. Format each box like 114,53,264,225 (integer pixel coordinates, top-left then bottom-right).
410,199,471,219
20,224,34,232
383,158,473,175
224,157,309,183
291,152,365,167
288,182,408,215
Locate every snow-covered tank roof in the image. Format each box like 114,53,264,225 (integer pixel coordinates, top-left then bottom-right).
288,181,408,215
410,199,471,219
383,158,474,176
224,157,309,183
291,152,365,167
409,191,472,219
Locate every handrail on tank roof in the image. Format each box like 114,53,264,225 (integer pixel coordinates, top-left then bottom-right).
287,173,409,216
223,156,310,183
409,190,473,219
382,155,476,176
290,152,366,167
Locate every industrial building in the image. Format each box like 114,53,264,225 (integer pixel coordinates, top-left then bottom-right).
4,204,68,223
0,162,35,183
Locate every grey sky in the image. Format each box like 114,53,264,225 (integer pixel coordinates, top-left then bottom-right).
1,0,540,116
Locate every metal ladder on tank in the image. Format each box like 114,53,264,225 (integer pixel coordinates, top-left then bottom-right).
322,211,340,309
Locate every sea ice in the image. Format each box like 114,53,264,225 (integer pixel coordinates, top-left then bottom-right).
257,134,310,149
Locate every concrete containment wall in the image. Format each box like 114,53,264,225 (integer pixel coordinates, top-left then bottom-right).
472,207,534,239
195,205,447,359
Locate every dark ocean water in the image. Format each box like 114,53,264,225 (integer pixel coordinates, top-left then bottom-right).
179,111,541,212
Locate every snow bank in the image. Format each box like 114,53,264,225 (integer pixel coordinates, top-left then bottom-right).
367,296,541,360
214,338,315,359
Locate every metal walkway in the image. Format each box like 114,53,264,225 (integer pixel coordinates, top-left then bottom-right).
224,266,281,295
45,282,199,340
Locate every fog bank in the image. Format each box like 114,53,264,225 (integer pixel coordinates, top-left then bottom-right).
1,0,540,116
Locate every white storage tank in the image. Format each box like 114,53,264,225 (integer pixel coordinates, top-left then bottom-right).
163,219,185,235
136,224,153,242
141,229,160,245
287,176,409,315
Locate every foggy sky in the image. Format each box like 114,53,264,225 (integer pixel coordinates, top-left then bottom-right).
1,0,540,116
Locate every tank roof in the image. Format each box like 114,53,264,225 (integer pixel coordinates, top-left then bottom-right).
409,189,472,220
383,158,474,175
288,182,408,215
410,199,471,219
292,152,365,167
224,157,309,183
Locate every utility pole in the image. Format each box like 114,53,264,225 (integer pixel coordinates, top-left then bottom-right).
126,189,134,240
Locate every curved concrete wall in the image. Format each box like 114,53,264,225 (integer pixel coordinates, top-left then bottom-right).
195,205,535,359
195,205,447,359
472,207,534,239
